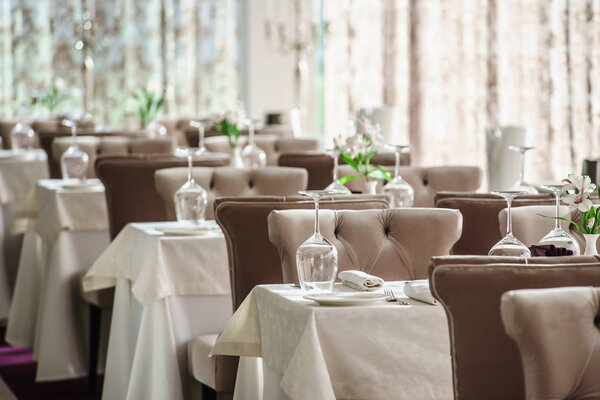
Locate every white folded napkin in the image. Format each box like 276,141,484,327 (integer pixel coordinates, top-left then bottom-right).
338,270,384,292
404,280,437,305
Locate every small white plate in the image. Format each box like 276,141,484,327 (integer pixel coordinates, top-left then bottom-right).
303,292,387,306
154,226,215,236
61,181,102,190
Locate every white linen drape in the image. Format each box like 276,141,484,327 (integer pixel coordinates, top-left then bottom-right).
0,0,239,126
323,0,600,183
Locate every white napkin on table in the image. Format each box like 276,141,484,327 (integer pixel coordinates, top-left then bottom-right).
404,280,437,305
338,270,384,292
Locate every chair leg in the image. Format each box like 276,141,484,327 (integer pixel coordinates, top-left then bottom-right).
89,305,101,393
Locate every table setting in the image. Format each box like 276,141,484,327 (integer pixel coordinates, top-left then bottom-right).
212,273,451,400
83,220,232,400
5,178,110,381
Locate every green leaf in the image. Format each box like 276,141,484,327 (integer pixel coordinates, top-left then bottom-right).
341,153,358,169
372,165,393,182
339,174,361,184
537,213,586,234
365,150,377,164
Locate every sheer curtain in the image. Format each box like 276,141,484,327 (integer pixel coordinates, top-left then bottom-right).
323,0,600,183
0,0,239,126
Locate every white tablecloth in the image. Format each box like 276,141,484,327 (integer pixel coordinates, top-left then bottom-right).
85,222,232,400
0,150,48,319
5,180,110,381
213,283,453,400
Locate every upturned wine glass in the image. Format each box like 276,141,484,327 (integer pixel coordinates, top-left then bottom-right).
536,184,580,255
508,146,538,194
324,148,351,194
383,145,414,207
10,122,35,151
241,119,267,169
174,148,208,225
488,191,531,257
296,190,339,292
189,121,208,155
60,120,89,182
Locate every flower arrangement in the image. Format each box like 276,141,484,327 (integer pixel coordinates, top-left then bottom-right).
31,86,69,114
337,119,392,184
543,173,599,234
134,88,164,128
212,112,241,149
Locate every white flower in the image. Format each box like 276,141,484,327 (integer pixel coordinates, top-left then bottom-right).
562,192,593,212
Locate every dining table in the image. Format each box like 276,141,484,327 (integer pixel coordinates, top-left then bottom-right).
5,178,110,381
211,283,453,400
83,221,232,400
0,149,48,319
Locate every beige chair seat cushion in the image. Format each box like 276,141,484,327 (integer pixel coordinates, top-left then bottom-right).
501,287,600,400
188,334,218,389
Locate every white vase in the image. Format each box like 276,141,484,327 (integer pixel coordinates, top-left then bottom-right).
364,181,378,195
583,233,599,256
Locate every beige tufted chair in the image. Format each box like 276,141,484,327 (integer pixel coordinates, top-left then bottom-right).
154,166,308,220
340,166,482,207
501,286,600,400
268,208,463,282
52,135,174,178
201,135,319,165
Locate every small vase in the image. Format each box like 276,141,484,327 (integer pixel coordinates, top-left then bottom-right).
583,233,599,256
364,180,378,195
231,146,244,168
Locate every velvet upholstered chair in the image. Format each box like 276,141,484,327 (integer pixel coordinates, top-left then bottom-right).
501,286,600,400
435,192,555,255
187,195,391,399
154,166,308,220
429,255,600,400
268,208,463,283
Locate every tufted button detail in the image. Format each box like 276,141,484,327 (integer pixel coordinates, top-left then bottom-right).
595,314,600,328
209,180,215,189
334,228,340,237
384,227,390,235
248,180,254,189
422,179,429,186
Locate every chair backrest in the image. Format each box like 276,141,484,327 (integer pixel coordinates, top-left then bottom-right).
269,208,463,283
215,196,391,310
340,166,482,206
199,135,319,166
435,192,554,255
52,135,174,179
154,166,308,220
428,256,600,400
278,151,407,190
95,154,230,239
501,286,600,400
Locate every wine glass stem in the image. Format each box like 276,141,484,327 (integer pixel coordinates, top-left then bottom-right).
199,127,205,149
554,192,560,229
314,196,320,236
519,151,526,184
332,155,339,182
394,150,400,178
249,124,255,145
506,198,513,236
71,125,76,146
187,154,193,183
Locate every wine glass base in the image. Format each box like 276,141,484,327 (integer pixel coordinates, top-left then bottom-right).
488,235,531,257
324,181,351,195
537,228,581,255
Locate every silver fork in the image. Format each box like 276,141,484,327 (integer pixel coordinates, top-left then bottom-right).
384,288,409,305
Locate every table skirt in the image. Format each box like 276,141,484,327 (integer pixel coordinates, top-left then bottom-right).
0,202,23,319
102,278,232,400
